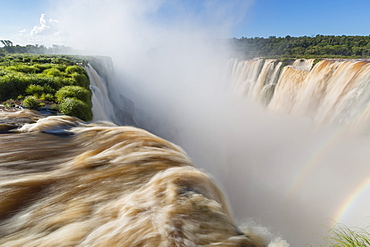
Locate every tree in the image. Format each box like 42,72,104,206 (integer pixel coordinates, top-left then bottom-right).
0,40,13,47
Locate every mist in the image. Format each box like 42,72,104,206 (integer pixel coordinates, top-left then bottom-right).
46,0,370,245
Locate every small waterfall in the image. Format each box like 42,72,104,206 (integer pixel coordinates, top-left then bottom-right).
85,64,116,122
251,59,282,105
269,65,310,114
231,58,265,97
291,58,315,71
85,60,137,126
230,58,282,104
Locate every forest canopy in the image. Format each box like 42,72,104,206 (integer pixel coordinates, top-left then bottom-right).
3,35,370,60
229,34,370,59
0,40,76,55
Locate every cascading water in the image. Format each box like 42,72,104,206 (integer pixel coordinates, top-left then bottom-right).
98,57,370,246
1,54,369,246
0,61,291,246
85,59,137,126
230,59,283,106
85,64,116,122
29,1,369,244
231,58,370,130
226,58,370,244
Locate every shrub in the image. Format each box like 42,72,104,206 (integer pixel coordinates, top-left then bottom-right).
32,75,63,90
58,97,92,121
25,84,44,98
32,64,54,73
22,96,40,109
7,65,37,74
22,57,31,63
31,56,53,64
65,65,85,75
55,85,91,104
71,72,89,88
43,68,64,77
40,93,54,101
54,64,67,72
51,104,58,110
0,74,30,100
52,57,74,66
42,84,55,94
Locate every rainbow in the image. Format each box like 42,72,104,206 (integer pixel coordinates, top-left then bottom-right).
284,114,370,228
284,127,346,199
333,176,370,224
285,104,370,200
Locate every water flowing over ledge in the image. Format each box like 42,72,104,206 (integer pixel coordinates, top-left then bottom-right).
230,58,370,131
85,57,137,126
0,106,288,245
2,56,370,246
83,58,370,246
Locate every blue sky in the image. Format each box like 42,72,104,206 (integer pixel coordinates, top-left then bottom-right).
240,0,370,38
0,0,48,36
1,0,370,46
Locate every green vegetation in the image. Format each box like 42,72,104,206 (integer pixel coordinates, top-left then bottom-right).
58,97,92,122
56,85,91,103
23,96,41,109
230,34,370,59
55,85,92,120
0,40,76,55
321,224,370,247
0,53,93,121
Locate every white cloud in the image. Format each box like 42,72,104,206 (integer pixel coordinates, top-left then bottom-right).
9,14,65,46
30,14,60,36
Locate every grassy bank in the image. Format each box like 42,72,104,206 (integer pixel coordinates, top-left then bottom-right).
0,54,92,121
315,223,370,247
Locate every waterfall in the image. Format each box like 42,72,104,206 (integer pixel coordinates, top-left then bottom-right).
231,58,370,130
81,58,370,245
85,64,116,122
230,59,282,105
3,57,364,246
0,60,292,246
85,58,137,126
